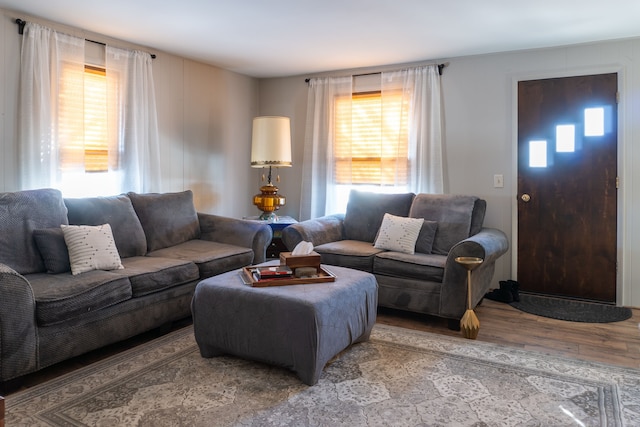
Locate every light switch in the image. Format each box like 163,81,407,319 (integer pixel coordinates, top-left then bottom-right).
493,174,504,188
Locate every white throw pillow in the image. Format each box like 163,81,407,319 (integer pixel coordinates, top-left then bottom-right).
61,224,124,275
374,213,424,254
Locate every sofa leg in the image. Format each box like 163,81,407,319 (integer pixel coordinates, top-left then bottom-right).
0,377,24,396
447,319,461,331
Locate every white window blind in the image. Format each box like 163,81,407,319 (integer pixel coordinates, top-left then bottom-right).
59,64,117,173
334,91,409,185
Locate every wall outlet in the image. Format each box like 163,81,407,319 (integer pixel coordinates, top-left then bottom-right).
493,174,504,188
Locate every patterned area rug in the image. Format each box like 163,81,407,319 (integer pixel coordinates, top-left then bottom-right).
6,324,640,426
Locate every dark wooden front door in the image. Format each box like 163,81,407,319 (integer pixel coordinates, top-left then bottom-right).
517,73,618,302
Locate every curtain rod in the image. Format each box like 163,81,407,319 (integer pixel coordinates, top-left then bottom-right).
304,62,448,83
15,19,157,59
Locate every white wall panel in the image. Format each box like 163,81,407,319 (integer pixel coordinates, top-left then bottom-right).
153,53,186,194
1,12,21,192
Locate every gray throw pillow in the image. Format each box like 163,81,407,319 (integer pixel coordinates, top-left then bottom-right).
65,194,147,258
33,228,71,274
415,220,438,254
128,190,201,252
343,190,415,243
409,194,478,255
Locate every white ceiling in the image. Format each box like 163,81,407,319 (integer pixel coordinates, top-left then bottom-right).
3,0,640,78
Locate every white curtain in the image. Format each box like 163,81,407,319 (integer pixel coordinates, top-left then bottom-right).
106,46,161,193
18,22,85,190
300,76,353,220
301,65,443,220
18,23,161,194
382,65,444,194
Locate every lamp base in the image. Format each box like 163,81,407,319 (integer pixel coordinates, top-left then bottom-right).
253,183,286,221
257,212,279,221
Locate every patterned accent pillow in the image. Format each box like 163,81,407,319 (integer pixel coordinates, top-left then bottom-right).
374,213,424,254
61,224,124,275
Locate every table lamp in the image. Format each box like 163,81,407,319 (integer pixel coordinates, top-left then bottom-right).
251,116,292,221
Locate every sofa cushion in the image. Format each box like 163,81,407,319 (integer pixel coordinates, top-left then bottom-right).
128,190,201,252
112,256,200,297
33,228,70,273
373,251,446,282
374,213,423,254
415,220,438,254
28,270,132,326
409,194,479,255
147,239,253,279
314,240,384,272
61,224,124,275
343,190,415,243
65,194,147,258
0,188,68,274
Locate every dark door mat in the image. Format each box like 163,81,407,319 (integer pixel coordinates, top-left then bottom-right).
509,293,632,323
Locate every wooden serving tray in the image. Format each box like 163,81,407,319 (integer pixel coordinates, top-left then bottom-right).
240,266,336,287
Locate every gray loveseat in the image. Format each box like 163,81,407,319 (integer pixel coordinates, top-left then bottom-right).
0,188,271,383
282,190,509,328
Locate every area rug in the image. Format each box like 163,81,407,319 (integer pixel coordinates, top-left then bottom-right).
6,324,640,426
509,293,633,323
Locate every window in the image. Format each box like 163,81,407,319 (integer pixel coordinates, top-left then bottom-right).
334,91,409,185
19,24,160,196
82,66,113,172
57,62,122,196
529,140,548,168
555,124,576,153
301,66,442,219
59,64,116,173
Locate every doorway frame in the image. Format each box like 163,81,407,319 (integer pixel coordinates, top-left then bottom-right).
510,65,629,306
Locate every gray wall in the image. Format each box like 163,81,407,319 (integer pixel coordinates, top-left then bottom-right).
258,39,640,308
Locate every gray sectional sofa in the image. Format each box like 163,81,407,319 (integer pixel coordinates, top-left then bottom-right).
0,188,272,383
282,190,509,328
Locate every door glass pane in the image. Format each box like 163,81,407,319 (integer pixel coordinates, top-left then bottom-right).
584,107,605,136
529,140,547,167
556,124,575,152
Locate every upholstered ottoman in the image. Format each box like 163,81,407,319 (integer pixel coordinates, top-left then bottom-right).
191,263,378,385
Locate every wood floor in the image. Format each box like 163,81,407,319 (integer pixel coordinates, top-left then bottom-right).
3,300,640,397
378,299,640,369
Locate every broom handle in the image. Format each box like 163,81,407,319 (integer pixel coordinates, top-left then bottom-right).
467,270,472,310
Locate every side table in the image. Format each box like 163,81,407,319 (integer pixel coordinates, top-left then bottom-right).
244,216,297,259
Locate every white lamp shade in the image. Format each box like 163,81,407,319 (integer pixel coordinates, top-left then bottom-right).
251,116,292,167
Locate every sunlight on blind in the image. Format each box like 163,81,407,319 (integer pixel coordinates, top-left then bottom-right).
59,64,114,173
83,66,109,172
334,92,409,185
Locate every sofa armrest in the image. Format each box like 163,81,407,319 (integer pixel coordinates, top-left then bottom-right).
0,263,38,382
439,228,509,319
197,213,273,264
281,214,346,251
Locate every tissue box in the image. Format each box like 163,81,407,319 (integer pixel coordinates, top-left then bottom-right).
280,251,321,272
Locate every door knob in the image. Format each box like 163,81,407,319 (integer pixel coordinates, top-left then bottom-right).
521,194,531,202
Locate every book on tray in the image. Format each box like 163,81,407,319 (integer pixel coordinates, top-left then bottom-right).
253,265,293,281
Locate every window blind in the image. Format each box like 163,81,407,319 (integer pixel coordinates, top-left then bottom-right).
334,91,409,185
59,64,116,173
